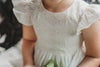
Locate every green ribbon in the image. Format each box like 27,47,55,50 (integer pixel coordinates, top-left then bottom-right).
43,60,58,67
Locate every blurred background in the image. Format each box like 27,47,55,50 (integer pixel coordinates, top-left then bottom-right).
0,0,100,67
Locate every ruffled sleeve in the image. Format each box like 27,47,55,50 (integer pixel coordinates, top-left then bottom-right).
12,0,36,26
76,4,100,35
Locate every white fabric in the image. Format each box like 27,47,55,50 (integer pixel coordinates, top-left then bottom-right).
0,39,23,67
12,0,100,67
77,4,100,35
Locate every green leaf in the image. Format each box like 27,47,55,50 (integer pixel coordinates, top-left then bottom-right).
43,65,46,67
43,66,47,67
54,62,58,67
47,60,54,67
43,60,58,67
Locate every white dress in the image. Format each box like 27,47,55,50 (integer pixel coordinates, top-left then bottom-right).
12,0,100,67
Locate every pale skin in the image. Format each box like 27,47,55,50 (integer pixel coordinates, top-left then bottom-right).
23,0,100,67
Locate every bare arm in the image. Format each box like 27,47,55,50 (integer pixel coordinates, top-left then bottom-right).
22,25,37,66
78,20,100,67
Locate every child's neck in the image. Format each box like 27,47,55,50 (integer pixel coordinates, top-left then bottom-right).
42,0,74,13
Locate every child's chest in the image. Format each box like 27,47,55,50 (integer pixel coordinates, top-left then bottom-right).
32,11,79,37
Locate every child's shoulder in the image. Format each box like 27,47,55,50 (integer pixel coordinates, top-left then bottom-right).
12,0,40,13
76,0,100,35
12,0,41,26
77,0,100,15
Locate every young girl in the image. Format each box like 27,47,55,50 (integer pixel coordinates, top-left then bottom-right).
12,0,100,67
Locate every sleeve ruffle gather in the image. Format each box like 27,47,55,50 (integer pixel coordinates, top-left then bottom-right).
76,4,100,35
12,0,39,26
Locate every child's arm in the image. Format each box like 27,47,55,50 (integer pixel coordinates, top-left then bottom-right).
22,25,37,67
78,20,100,67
